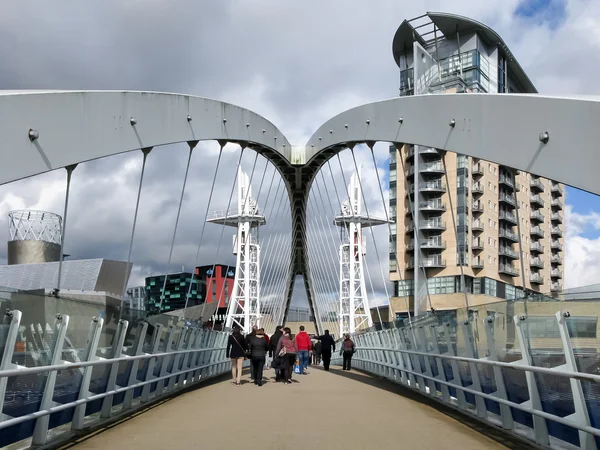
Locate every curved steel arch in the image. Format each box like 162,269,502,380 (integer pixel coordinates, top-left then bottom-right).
304,93,600,196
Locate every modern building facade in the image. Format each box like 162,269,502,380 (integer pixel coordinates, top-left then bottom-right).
125,285,146,311
194,264,235,323
145,272,204,314
388,13,565,316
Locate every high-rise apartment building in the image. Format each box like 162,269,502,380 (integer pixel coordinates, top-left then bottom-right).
388,13,565,317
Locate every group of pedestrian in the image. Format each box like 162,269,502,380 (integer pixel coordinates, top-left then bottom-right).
225,324,356,386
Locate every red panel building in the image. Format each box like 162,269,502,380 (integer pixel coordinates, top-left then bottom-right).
195,264,235,309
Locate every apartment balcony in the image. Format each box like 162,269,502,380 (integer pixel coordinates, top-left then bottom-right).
530,178,545,192
551,212,563,224
552,199,564,210
530,194,545,207
421,257,446,268
499,175,514,188
472,183,483,195
472,163,484,175
530,242,545,254
530,226,545,238
499,210,517,224
499,263,519,277
405,206,413,216
406,166,415,177
420,162,445,174
420,220,446,230
405,147,414,159
472,201,484,213
405,241,415,251
472,220,484,232
530,257,545,269
499,246,519,260
530,273,544,284
499,228,519,242
552,183,564,197
551,282,562,292
530,211,545,223
472,258,484,269
419,200,446,211
406,223,414,233
499,193,516,206
472,238,484,250
420,147,439,156
420,181,446,193
551,227,563,237
551,254,563,265
421,239,446,250
551,269,563,279
405,184,415,196
551,240,563,251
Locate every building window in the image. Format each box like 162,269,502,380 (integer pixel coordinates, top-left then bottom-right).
488,163,492,172
389,260,398,273
484,278,498,297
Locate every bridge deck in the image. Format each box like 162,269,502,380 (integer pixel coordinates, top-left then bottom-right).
66,368,509,450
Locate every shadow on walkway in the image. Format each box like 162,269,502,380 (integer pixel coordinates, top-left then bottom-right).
322,365,538,450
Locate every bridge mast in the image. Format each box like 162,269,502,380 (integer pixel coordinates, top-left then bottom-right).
335,167,389,335
207,168,266,333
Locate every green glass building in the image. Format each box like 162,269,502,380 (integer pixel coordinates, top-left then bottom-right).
145,272,204,314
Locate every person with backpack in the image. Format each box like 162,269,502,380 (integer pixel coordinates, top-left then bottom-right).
226,326,247,386
275,327,297,384
341,334,356,371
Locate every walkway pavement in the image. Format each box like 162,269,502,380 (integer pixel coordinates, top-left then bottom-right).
65,367,511,450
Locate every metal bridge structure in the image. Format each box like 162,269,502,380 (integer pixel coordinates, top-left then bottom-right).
0,88,600,449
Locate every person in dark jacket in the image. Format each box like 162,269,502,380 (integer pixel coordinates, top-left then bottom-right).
342,334,356,371
270,325,284,381
249,328,269,386
226,327,247,385
315,330,336,371
245,325,258,380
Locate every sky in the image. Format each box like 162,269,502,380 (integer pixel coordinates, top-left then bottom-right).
0,0,599,312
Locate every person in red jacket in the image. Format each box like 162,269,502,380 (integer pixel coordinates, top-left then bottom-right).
295,325,313,375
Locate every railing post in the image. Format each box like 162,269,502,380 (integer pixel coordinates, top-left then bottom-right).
391,329,408,386
72,317,104,429
167,327,188,392
417,326,437,397
556,310,597,450
99,319,129,418
460,321,487,418
141,324,163,403
427,324,450,403
178,329,196,388
190,329,205,383
122,322,148,410
154,325,175,395
483,316,514,430
0,310,22,421
514,315,549,446
406,325,427,394
398,328,416,388
32,314,70,446
442,322,468,410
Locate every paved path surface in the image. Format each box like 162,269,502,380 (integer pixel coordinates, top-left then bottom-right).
66,367,511,450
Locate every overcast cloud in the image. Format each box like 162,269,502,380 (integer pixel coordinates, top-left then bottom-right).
0,0,599,314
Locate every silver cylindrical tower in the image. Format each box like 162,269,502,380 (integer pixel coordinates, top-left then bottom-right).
7,210,62,265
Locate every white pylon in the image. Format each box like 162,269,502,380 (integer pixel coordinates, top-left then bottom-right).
207,168,265,333
334,166,389,335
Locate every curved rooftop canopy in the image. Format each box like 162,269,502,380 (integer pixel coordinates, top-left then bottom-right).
391,11,537,94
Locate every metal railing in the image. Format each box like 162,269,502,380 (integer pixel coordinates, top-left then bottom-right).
334,304,600,449
0,308,232,448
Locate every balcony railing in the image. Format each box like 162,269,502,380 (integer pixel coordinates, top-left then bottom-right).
551,213,563,223
530,226,544,238
472,258,484,269
552,199,564,209
530,273,544,284
499,210,517,224
551,254,562,265
530,211,545,222
472,201,484,213
530,194,545,207
472,183,483,194
420,162,445,173
472,220,484,231
499,246,519,259
530,178,545,192
419,181,446,192
499,175,514,188
421,257,446,268
499,193,516,206
551,240,563,250
420,220,446,230
472,163,483,175
472,238,484,250
499,228,518,241
552,183,564,196
551,227,563,237
530,242,545,253
419,201,446,211
530,258,544,269
421,239,446,249
551,269,563,278
499,263,519,277
551,282,562,292
406,166,415,176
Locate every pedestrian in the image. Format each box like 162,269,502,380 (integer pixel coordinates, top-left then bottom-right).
226,326,247,386
270,325,284,382
312,339,322,365
245,325,258,380
275,327,297,384
295,325,312,375
249,328,269,386
341,333,356,371
315,330,336,371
